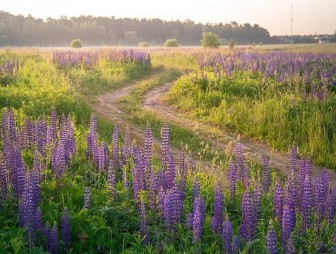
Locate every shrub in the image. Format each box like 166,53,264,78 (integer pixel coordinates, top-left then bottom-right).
164,38,179,47
201,32,221,48
138,41,149,47
229,38,236,49
70,39,83,48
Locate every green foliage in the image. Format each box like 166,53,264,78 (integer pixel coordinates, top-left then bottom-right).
138,41,149,47
229,38,236,49
71,39,83,48
201,32,221,48
164,38,179,47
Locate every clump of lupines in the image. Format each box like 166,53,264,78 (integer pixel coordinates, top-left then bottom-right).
0,59,19,78
52,50,99,68
107,49,151,66
197,51,336,100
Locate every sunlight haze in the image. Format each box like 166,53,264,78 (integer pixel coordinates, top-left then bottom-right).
0,0,335,35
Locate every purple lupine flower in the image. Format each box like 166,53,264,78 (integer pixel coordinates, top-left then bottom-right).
139,199,149,244
166,151,176,190
285,234,295,254
0,153,8,202
144,127,152,162
98,143,106,171
112,126,120,170
284,177,296,232
263,157,271,193
192,197,204,243
44,222,51,248
282,205,294,249
326,187,336,223
274,180,283,223
83,187,91,209
241,191,253,242
48,223,58,254
108,160,116,201
266,220,277,254
62,208,71,248
149,170,158,210
161,124,170,165
211,183,224,234
232,236,239,254
34,207,43,232
301,175,312,233
124,126,131,156
228,161,237,199
252,183,262,234
222,215,233,254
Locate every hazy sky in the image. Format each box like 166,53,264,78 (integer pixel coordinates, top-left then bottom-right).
0,0,335,35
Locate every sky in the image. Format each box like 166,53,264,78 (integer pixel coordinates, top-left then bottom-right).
0,0,335,35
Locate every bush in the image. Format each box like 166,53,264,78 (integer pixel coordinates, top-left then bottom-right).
138,41,149,47
229,38,236,49
71,39,83,48
201,32,221,48
164,38,179,47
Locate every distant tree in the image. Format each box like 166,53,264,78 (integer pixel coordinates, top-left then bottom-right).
70,39,83,48
201,32,220,48
164,38,179,47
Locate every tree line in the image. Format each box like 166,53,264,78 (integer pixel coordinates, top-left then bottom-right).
0,11,329,47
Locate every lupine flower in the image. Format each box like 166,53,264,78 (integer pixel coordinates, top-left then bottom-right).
34,207,43,232
83,187,91,209
228,161,237,199
222,214,233,254
48,223,58,254
0,153,8,202
149,171,158,210
192,197,204,243
62,208,71,248
263,157,271,193
112,125,119,169
301,175,312,233
274,180,283,223
161,124,170,165
144,127,152,162
232,236,240,254
240,191,254,242
266,220,277,254
285,234,295,254
211,183,224,234
282,205,293,249
252,183,262,233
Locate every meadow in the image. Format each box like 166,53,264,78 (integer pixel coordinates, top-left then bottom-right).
0,45,336,254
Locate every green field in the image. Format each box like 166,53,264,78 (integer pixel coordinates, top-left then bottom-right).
0,45,336,253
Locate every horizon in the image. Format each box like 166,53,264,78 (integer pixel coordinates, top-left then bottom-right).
0,0,335,36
